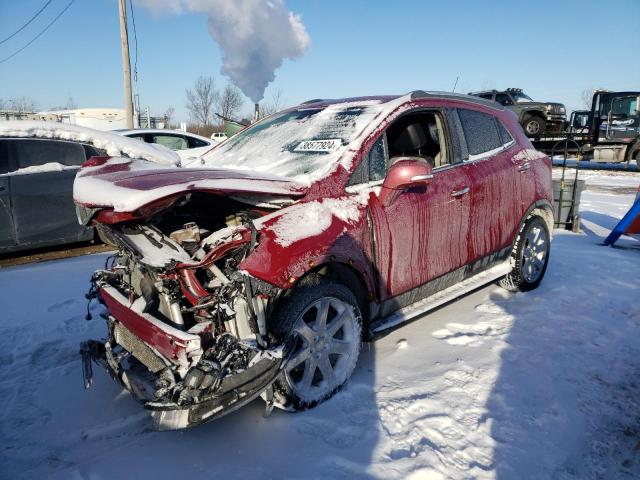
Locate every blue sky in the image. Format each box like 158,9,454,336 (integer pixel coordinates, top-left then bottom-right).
1,0,639,121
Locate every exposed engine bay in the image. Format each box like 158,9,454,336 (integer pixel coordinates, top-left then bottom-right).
81,193,290,429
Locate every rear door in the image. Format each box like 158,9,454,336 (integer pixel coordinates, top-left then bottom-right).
455,108,522,260
0,140,16,249
8,139,90,246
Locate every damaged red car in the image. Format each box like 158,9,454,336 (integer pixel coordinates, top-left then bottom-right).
75,91,553,429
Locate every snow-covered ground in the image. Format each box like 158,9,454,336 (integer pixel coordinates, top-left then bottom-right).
0,171,638,480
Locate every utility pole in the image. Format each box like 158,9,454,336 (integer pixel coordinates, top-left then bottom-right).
118,0,134,129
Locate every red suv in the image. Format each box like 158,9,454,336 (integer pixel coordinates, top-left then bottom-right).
75,91,553,429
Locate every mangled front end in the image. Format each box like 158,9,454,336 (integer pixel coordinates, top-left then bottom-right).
75,159,304,429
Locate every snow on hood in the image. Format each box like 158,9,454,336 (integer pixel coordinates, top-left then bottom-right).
74,157,304,212
255,192,369,247
0,121,180,166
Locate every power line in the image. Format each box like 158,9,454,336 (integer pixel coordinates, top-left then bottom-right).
0,0,53,45
0,0,76,64
128,0,139,82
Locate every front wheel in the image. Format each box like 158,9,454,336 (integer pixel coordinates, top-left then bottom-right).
500,216,550,292
523,116,546,137
271,278,362,411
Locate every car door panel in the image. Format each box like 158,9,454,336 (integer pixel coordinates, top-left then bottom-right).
9,139,91,247
465,151,521,259
10,168,88,245
0,176,15,249
369,166,471,300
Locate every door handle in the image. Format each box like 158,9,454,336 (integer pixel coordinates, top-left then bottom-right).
517,162,531,172
451,186,470,197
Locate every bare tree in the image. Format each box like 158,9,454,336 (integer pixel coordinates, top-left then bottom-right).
257,88,285,119
163,107,175,127
65,97,78,109
9,96,37,113
217,84,244,122
580,88,597,109
185,75,219,126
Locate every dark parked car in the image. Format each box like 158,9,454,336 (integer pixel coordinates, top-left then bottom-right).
76,91,553,430
0,121,179,254
469,88,566,137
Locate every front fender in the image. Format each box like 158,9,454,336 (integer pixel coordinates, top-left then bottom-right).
239,197,375,293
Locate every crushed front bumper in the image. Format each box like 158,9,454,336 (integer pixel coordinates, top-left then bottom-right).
81,285,284,430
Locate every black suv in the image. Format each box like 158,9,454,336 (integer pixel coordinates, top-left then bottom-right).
469,88,566,137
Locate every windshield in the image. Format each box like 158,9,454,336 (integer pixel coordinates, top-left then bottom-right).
511,91,534,103
200,101,386,183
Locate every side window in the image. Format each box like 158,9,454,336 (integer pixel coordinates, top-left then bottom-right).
83,145,108,159
495,119,514,146
128,134,147,142
495,93,514,106
478,93,494,100
386,111,449,168
368,134,387,181
153,134,189,150
188,136,209,148
13,139,85,171
347,134,386,186
0,140,10,174
457,109,502,157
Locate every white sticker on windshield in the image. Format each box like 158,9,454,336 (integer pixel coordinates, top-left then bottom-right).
294,139,342,152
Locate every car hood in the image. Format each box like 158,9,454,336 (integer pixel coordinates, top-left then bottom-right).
73,157,306,212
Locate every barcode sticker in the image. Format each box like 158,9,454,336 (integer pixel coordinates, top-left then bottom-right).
294,139,342,152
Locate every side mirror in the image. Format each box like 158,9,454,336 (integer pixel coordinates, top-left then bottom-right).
379,157,433,206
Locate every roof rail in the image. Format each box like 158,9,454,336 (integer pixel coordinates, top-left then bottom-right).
300,98,325,105
409,90,504,110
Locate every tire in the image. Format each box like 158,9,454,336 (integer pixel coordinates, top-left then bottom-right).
522,115,546,138
271,277,362,411
625,140,640,163
500,216,550,292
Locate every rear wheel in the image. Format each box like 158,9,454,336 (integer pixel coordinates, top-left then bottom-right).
523,115,546,137
500,216,550,292
272,278,362,411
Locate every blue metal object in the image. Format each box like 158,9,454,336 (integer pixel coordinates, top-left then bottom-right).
604,198,640,245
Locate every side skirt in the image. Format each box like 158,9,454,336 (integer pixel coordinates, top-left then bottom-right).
370,249,511,336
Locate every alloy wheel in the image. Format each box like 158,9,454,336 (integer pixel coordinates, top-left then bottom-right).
284,297,360,402
521,225,548,283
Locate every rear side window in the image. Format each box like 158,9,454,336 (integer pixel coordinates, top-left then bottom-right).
457,109,502,157
495,93,514,106
188,137,209,148
14,139,85,170
496,120,514,145
153,134,188,150
83,145,108,159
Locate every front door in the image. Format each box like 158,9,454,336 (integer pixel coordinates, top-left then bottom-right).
9,139,88,246
368,110,471,301
0,140,16,249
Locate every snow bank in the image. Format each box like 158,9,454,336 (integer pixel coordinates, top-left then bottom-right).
0,121,180,166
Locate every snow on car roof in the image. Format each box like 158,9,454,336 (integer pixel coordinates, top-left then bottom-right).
0,121,180,166
115,129,213,143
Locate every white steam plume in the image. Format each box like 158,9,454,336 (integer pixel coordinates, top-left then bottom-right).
138,0,310,103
